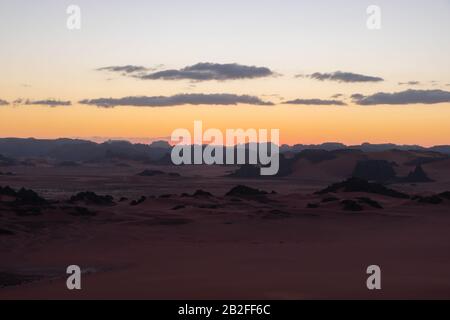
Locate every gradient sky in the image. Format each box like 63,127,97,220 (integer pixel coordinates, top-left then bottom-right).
0,0,449,146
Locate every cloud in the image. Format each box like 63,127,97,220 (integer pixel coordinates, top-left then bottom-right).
23,99,72,107
137,63,275,81
97,65,148,74
331,93,343,99
351,89,450,105
79,94,274,107
0,99,9,106
350,93,365,100
301,71,383,83
398,81,420,86
283,98,346,106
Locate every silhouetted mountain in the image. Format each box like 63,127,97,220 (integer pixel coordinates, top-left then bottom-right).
0,138,170,163
429,145,450,154
349,142,426,153
280,142,347,152
279,142,446,153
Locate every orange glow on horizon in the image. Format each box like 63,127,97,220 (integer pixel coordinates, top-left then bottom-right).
1,103,449,147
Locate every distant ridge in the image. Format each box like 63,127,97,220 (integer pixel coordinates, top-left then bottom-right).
0,138,449,163
280,142,448,153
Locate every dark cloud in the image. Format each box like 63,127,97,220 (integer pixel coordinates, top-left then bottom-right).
302,71,383,83
24,99,71,107
398,81,420,86
138,63,275,81
97,65,148,74
331,93,344,99
79,94,274,108
0,99,9,106
350,93,365,100
283,98,346,106
352,89,450,105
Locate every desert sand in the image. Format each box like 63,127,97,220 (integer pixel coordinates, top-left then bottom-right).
1,150,450,299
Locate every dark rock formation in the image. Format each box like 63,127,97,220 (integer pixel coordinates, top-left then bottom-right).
352,160,396,182
399,165,434,183
69,191,115,206
227,164,261,178
130,196,146,206
225,185,268,197
0,186,17,198
341,200,363,211
315,177,409,199
15,188,48,205
227,154,294,178
0,186,47,205
193,189,213,197
0,272,41,288
438,191,450,200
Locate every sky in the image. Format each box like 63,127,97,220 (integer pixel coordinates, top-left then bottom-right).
0,0,449,146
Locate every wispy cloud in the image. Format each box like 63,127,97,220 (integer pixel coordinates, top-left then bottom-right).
283,98,346,106
398,81,421,86
97,65,149,74
12,99,72,107
79,94,274,108
137,63,275,81
351,89,450,105
300,71,383,83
